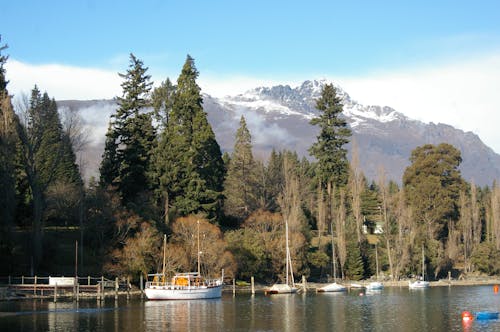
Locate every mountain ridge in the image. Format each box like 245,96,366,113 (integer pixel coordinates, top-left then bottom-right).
57,79,500,186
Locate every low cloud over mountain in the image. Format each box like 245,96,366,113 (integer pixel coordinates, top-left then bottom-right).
58,79,500,186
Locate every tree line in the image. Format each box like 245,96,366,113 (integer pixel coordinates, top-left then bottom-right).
1,37,500,282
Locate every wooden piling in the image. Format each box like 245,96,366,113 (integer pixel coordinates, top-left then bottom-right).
302,275,307,292
53,283,57,303
140,274,144,299
76,284,80,302
233,278,236,296
101,276,104,300
127,277,130,299
88,276,91,286
115,277,118,299
34,275,37,296
251,276,255,294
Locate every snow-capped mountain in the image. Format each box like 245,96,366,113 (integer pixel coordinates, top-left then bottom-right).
58,79,500,186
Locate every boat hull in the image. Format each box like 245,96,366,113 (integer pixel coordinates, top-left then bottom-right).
408,280,430,289
317,282,347,293
264,283,298,295
145,285,222,300
366,282,384,291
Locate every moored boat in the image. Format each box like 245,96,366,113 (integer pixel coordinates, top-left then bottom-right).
265,219,298,295
408,280,430,289
144,221,223,300
366,281,384,291
145,272,222,300
409,246,430,289
316,282,347,293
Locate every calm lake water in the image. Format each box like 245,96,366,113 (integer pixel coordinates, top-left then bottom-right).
1,286,500,331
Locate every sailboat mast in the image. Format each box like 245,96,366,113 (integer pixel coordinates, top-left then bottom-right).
162,234,166,281
285,219,289,286
421,246,425,280
375,243,379,280
197,220,201,275
331,222,336,281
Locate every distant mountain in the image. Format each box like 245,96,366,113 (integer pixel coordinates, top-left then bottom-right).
58,79,500,186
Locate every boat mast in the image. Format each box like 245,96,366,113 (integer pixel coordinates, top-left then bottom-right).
162,234,166,282
285,219,289,286
421,246,425,281
331,222,336,281
375,243,379,281
197,220,201,275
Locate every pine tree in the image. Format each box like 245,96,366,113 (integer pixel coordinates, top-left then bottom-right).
156,55,224,222
0,38,18,271
15,85,82,270
99,54,155,208
264,149,284,212
403,143,464,277
309,83,351,189
223,116,259,221
309,83,352,275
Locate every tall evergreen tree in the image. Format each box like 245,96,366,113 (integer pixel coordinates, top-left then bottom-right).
403,143,464,278
264,149,284,212
309,83,351,189
223,116,259,221
0,38,18,271
99,54,155,208
15,86,81,270
156,55,224,222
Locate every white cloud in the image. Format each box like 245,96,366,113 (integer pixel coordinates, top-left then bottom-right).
335,53,500,154
5,60,121,100
198,73,300,98
5,53,500,154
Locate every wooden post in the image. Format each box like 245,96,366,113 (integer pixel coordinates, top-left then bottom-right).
115,277,118,299
233,278,236,296
140,274,144,299
54,283,57,303
127,277,130,300
73,279,77,300
34,275,37,296
21,275,24,284
302,275,307,292
8,275,11,285
101,276,104,300
88,276,91,286
76,284,80,302
251,276,255,295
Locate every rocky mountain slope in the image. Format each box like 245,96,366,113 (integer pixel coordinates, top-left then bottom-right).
58,80,500,186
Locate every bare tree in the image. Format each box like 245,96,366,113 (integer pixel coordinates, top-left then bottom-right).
377,166,394,280
335,188,347,279
349,140,364,243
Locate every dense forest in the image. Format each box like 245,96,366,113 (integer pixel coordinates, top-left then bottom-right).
1,37,500,283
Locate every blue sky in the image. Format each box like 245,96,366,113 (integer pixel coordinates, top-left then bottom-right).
3,0,500,153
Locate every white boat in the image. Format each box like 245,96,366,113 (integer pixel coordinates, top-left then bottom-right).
316,225,347,293
366,246,384,291
316,282,347,293
265,219,298,295
366,281,384,291
145,272,222,300
145,221,223,300
409,246,430,289
408,280,430,289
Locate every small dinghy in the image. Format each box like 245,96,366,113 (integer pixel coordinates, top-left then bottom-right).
475,311,499,320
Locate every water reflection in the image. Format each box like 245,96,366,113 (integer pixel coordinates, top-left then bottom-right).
1,287,500,331
144,298,223,331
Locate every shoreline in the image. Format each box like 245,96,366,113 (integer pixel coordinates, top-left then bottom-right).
2,278,500,300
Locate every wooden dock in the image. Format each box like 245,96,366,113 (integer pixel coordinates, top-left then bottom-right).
2,275,135,301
